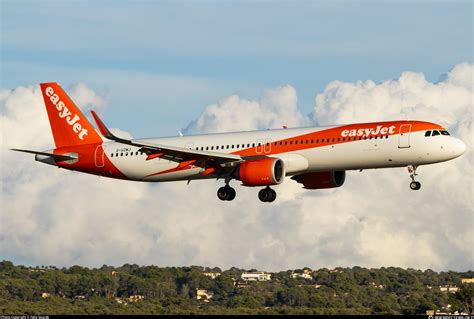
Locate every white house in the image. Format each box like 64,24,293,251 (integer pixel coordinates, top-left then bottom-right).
203,272,221,279
290,272,313,280
196,288,214,302
241,272,271,281
439,285,459,293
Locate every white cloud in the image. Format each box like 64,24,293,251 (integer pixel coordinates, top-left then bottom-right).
184,85,308,134
0,65,472,271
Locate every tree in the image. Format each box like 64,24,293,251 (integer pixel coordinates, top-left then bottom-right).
277,288,309,307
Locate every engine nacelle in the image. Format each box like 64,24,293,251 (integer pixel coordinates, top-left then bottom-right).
237,158,285,186
291,171,345,189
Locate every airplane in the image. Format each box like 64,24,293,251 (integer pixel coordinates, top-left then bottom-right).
12,82,466,202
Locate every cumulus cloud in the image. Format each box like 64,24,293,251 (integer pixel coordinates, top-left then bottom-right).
184,85,308,134
0,65,472,271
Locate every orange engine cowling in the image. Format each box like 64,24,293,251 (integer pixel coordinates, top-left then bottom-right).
291,171,345,189
238,158,285,186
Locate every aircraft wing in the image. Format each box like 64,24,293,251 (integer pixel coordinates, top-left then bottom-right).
90,111,243,169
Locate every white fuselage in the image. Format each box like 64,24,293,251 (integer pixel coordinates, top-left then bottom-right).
101,122,465,182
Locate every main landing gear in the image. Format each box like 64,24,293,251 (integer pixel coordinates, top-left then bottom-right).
217,184,236,201
217,184,277,202
258,186,277,202
408,165,421,190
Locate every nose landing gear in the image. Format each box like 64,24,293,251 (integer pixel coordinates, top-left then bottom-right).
408,165,421,190
258,186,277,202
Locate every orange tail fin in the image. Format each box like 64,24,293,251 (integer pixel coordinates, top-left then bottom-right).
40,82,102,148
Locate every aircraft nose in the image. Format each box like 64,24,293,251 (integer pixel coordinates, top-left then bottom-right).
451,138,466,157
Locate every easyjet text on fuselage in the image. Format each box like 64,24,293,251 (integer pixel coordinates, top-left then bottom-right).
341,125,396,137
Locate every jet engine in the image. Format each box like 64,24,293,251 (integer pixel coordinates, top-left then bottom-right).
237,158,285,186
291,171,345,189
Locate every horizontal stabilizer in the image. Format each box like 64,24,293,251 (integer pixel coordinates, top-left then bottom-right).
10,149,77,162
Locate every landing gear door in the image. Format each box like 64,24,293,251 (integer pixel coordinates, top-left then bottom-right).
398,124,411,148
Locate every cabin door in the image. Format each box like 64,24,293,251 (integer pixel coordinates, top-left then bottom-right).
398,124,411,148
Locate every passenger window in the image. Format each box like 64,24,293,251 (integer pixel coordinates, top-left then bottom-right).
206,147,209,150
432,130,440,136
425,131,431,137
440,130,450,136
284,141,287,145
311,140,314,143
337,138,340,142
290,141,292,145
342,138,345,142
326,139,329,143
121,153,123,156
111,153,114,157
279,142,282,146
305,140,308,144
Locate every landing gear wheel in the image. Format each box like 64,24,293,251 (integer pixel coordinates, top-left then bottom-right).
258,187,277,202
410,181,421,190
268,189,276,202
227,187,236,201
407,165,421,191
217,186,236,201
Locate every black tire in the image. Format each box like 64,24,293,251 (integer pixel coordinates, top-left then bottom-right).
227,187,236,201
258,188,270,202
410,181,421,190
268,189,277,202
217,187,229,200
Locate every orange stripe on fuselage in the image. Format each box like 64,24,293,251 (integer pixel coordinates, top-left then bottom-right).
144,120,443,178
233,120,443,157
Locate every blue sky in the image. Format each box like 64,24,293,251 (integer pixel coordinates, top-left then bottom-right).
1,0,472,137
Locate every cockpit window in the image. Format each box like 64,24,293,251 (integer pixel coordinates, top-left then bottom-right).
432,130,440,136
440,130,450,136
425,131,431,137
